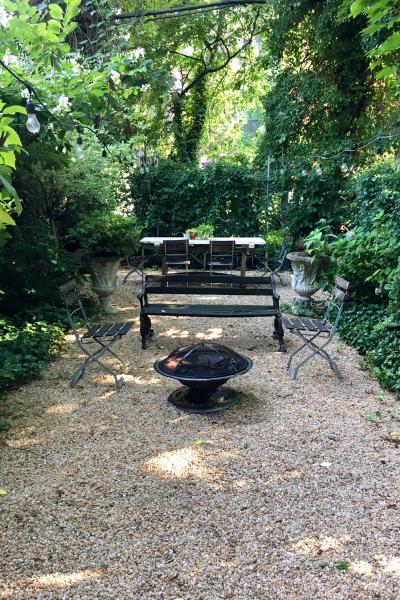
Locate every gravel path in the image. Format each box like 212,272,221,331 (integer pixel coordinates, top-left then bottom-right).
1,271,399,600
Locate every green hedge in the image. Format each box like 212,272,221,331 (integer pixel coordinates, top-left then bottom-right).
338,305,400,394
130,160,265,237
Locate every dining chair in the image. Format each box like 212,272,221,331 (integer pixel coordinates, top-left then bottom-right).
162,239,190,274
208,240,235,274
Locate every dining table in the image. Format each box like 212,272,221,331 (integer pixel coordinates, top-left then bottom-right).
140,236,266,276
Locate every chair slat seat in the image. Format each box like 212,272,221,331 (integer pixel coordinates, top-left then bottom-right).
282,316,330,333
83,322,133,338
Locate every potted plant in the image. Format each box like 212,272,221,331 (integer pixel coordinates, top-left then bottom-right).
192,223,215,239
68,212,141,314
187,228,198,240
287,222,337,315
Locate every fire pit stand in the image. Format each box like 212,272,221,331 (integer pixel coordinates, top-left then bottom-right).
154,342,253,414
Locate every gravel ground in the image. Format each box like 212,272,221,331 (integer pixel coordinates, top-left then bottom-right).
1,270,399,600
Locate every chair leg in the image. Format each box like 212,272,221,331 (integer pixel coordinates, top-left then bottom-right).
95,338,126,366
71,342,125,391
287,331,342,380
94,356,125,391
69,365,86,388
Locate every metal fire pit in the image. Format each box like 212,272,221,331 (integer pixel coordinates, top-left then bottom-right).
154,341,253,414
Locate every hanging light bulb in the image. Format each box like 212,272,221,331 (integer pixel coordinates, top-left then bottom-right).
315,166,322,176
340,162,348,173
26,96,40,134
76,127,84,159
301,169,307,176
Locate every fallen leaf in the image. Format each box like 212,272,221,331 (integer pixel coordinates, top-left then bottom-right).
319,462,332,468
0,488,7,496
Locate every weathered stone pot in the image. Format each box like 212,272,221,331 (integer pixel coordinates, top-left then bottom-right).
287,252,325,316
89,256,121,315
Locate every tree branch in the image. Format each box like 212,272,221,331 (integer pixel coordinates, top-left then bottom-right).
180,10,260,95
113,0,266,21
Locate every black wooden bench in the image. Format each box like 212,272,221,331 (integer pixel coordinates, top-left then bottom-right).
137,273,286,352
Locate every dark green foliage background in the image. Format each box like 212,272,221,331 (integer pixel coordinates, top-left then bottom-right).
130,160,264,237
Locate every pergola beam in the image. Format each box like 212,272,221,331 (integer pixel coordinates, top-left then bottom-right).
113,0,266,20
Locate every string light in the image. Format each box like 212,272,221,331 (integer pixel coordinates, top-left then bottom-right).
26,95,40,134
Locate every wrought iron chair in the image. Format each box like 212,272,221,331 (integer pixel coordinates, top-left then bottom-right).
163,239,190,274
208,240,235,274
59,280,133,391
282,276,350,380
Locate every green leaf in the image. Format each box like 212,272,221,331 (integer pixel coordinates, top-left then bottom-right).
2,106,27,116
376,66,397,79
49,3,64,20
0,173,18,199
350,0,368,18
378,31,400,56
62,22,77,36
0,206,16,226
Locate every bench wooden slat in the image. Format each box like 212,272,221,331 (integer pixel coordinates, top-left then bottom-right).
332,286,346,302
146,274,273,285
143,303,277,317
146,286,274,296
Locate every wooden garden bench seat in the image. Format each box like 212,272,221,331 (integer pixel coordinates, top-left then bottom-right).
137,272,286,352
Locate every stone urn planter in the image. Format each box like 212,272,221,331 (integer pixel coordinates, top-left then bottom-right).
89,256,121,315
287,252,325,316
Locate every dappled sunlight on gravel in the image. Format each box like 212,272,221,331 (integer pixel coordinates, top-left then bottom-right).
0,269,399,599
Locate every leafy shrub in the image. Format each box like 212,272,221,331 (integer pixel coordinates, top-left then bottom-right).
338,305,400,394
0,220,79,315
67,212,142,257
344,161,400,228
389,259,400,318
0,316,65,392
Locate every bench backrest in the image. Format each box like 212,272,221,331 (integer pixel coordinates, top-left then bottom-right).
59,280,89,339
144,273,277,297
163,239,189,255
324,276,350,330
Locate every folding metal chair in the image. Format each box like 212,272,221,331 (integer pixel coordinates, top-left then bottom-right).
208,240,235,274
282,277,350,380
163,239,190,274
59,280,133,391
261,240,289,284
122,254,149,285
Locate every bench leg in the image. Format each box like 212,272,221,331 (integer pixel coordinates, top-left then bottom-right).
140,313,152,350
273,315,286,352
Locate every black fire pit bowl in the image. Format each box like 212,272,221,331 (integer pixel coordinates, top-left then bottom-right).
154,341,253,414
